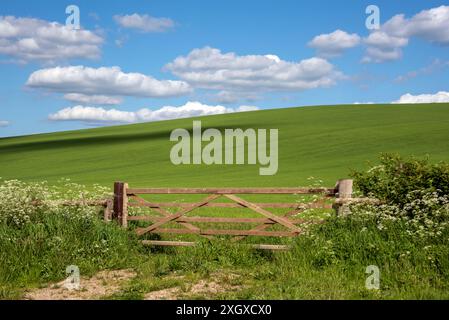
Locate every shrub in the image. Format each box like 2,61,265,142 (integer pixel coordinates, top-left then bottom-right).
349,154,449,240
0,178,111,227
350,154,449,207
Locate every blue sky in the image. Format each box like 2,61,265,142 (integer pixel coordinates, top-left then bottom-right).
0,0,448,137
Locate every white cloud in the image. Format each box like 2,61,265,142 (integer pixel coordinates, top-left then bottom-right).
0,16,103,63
165,47,343,93
114,14,174,33
384,6,449,43
48,101,259,124
364,31,408,50
363,5,449,63
63,93,123,105
393,91,449,104
0,120,9,127
235,105,259,112
362,46,403,63
26,65,192,98
362,31,408,63
308,30,361,58
49,106,135,123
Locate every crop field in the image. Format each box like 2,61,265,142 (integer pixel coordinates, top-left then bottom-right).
1,103,449,187
1,103,449,300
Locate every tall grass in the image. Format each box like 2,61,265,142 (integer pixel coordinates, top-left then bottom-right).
0,179,141,299
1,156,449,299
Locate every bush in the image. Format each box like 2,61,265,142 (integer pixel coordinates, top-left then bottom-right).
350,154,449,207
349,154,449,240
0,179,111,227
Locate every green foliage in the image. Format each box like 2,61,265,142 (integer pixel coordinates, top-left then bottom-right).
0,179,111,228
351,154,449,207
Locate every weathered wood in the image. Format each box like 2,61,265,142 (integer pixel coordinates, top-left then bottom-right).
128,216,313,224
337,179,353,199
232,217,323,241
127,187,336,195
121,183,129,228
229,204,317,241
144,228,199,235
103,199,113,222
137,227,296,237
223,194,301,233
251,244,290,251
141,241,290,250
117,180,383,250
128,201,332,209
142,240,196,247
336,179,353,215
135,194,220,236
200,229,297,237
113,182,124,223
130,194,201,233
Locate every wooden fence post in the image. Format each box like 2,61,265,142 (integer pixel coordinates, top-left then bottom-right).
336,179,353,215
103,199,113,222
113,181,128,227
122,183,128,228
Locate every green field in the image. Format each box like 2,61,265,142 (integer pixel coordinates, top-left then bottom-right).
2,103,449,300
1,103,449,188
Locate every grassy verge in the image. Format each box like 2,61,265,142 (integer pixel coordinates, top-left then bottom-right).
1,208,448,300
1,155,449,300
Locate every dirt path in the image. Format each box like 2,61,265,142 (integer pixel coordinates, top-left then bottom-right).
24,270,243,300
144,272,243,300
25,269,136,300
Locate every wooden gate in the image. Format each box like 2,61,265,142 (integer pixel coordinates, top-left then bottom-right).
111,180,354,250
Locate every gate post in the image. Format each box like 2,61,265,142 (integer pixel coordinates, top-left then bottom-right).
335,179,353,215
122,183,129,228
113,181,128,227
103,199,113,222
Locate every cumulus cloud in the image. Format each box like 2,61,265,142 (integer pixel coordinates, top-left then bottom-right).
362,31,408,63
63,93,123,105
363,5,449,63
48,101,259,124
304,6,449,63
383,5,449,43
0,16,103,63
165,47,343,93
114,14,174,33
308,30,361,58
0,120,9,127
26,65,192,98
392,91,449,104
364,31,409,49
362,46,404,63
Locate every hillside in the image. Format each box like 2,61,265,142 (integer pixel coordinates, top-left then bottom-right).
1,103,449,187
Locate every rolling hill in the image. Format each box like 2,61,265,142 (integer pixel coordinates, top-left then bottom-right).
1,103,449,188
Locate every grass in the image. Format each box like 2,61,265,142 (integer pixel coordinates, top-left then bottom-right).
1,103,449,299
108,213,449,300
1,103,449,187
0,212,139,299
1,178,448,300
